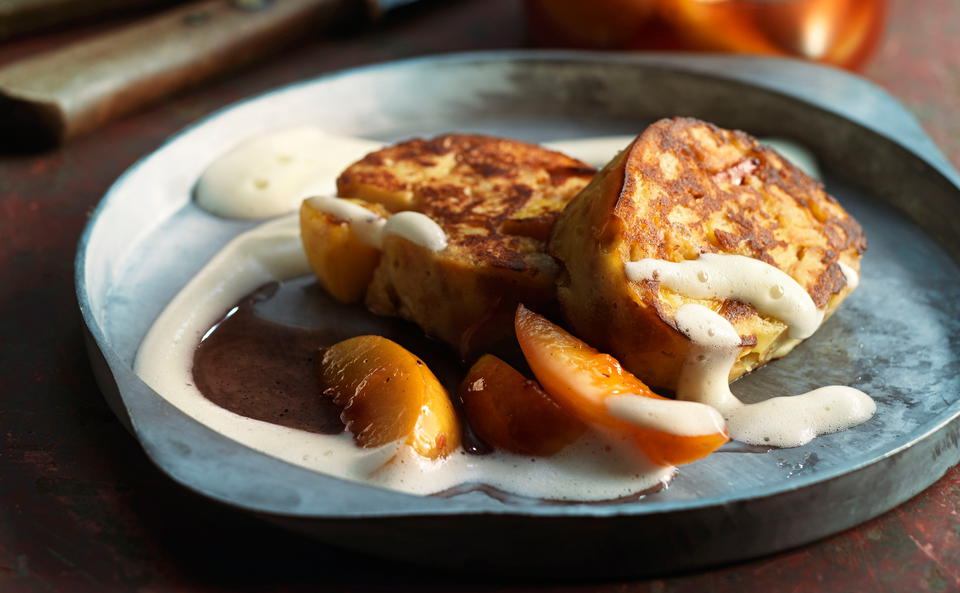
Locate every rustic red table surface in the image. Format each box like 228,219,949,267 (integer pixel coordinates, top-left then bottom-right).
1,0,958,591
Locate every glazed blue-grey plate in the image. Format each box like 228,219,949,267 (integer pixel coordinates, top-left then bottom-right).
75,51,960,577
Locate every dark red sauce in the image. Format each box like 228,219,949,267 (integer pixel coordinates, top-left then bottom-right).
191,279,491,452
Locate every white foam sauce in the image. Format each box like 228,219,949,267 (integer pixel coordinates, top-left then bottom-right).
673,303,745,412
626,253,822,339
724,387,876,448
303,195,386,247
303,195,447,252
135,215,671,500
605,394,725,437
382,210,448,252
195,128,383,219
648,262,875,448
838,261,860,290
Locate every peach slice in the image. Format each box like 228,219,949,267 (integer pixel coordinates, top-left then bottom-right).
459,354,586,456
319,335,461,459
514,305,728,466
299,198,387,303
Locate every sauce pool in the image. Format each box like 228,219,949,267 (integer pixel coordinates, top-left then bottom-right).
192,283,344,435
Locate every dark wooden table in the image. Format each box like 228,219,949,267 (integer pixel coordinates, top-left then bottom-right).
2,0,958,591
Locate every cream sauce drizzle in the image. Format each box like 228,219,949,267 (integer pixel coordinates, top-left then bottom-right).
304,195,447,252
195,128,382,219
625,253,822,339
673,303,744,412
673,303,875,448
382,211,448,252
838,261,860,290
304,195,386,247
605,394,725,437
725,387,876,448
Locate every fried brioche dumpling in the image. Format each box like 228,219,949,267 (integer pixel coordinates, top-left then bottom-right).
336,134,596,356
550,117,866,392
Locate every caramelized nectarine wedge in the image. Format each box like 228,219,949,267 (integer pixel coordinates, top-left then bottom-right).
300,197,387,303
460,355,586,456
319,335,461,459
515,305,728,466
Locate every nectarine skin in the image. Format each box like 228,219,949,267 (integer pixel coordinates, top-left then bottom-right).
515,305,728,466
300,198,387,303
459,354,585,456
319,335,461,459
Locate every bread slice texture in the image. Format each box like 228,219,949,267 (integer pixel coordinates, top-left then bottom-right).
336,134,595,357
549,117,866,392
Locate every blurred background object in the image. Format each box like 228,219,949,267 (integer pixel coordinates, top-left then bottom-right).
0,0,186,42
0,0,377,150
526,0,888,70
0,0,904,151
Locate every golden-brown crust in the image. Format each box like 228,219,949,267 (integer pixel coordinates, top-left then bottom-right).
550,117,866,391
338,134,595,239
337,134,595,356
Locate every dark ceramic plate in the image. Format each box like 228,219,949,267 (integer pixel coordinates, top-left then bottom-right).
76,51,960,577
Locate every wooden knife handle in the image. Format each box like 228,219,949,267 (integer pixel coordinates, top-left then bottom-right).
0,0,184,42
0,0,359,149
